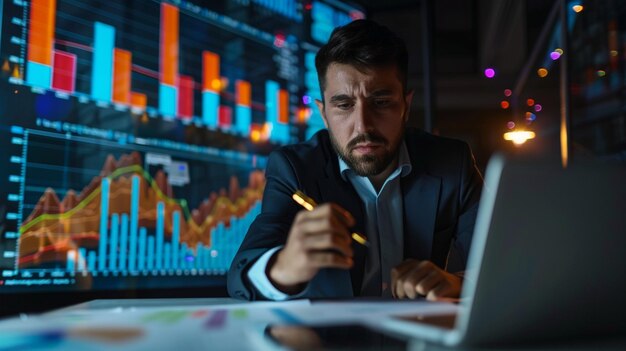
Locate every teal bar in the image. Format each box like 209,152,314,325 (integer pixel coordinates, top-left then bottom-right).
109,213,119,271
156,202,165,270
181,242,188,269
138,227,147,270
119,213,129,273
129,176,140,271
202,91,219,128
147,236,155,271
26,61,52,88
91,22,115,102
66,251,75,273
172,211,180,270
98,178,110,271
78,248,87,271
164,243,171,270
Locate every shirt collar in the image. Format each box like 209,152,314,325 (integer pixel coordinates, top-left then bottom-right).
339,141,412,181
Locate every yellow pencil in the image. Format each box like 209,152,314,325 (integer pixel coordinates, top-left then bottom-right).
292,190,369,247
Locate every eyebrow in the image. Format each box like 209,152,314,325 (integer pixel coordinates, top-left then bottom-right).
329,94,354,104
369,89,394,97
328,90,395,104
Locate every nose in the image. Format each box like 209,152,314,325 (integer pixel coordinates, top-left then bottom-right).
353,102,375,134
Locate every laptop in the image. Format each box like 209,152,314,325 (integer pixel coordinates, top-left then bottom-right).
380,153,626,346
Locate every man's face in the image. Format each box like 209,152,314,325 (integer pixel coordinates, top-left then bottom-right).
316,63,413,177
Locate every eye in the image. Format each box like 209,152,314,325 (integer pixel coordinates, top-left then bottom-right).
336,102,353,110
374,99,391,107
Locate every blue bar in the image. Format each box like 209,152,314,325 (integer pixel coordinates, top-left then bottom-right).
156,202,164,270
119,213,129,273
181,242,188,270
91,22,115,102
78,248,87,271
109,214,119,271
98,178,110,271
265,80,279,124
202,91,219,128
164,243,171,270
88,251,96,272
66,251,75,273
159,84,177,116
235,105,251,136
26,61,52,88
172,211,180,270
272,124,290,144
138,227,147,270
129,176,139,271
196,244,203,270
147,236,155,271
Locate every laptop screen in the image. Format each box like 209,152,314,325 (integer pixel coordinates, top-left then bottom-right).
0,0,365,306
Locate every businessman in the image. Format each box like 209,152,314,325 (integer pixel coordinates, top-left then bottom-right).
228,19,482,301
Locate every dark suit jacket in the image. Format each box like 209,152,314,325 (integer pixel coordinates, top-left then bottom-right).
227,128,483,300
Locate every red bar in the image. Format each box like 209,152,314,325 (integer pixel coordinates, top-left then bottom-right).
52,50,76,93
177,75,194,119
278,89,289,124
28,0,56,65
113,49,132,104
160,3,179,86
219,105,232,128
202,51,220,92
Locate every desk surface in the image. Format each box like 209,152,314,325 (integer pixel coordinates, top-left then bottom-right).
1,298,624,351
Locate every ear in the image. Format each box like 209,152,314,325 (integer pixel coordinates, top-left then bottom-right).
403,90,415,123
315,99,329,128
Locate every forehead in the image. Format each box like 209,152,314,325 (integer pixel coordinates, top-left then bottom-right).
324,63,403,96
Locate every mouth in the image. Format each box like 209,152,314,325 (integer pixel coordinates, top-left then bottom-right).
351,143,383,154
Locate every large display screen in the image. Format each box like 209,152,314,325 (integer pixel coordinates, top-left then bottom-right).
0,0,364,295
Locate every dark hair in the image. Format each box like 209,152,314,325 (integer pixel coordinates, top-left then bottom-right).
315,19,409,98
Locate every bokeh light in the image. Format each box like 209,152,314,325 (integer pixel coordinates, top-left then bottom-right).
597,70,606,77
504,89,512,97
484,68,496,78
550,51,561,60
537,68,548,78
527,98,535,106
572,5,583,13
534,104,542,112
501,101,510,109
507,121,516,130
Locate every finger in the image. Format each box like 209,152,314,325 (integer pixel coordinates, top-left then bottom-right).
415,270,444,296
309,203,355,228
391,259,419,298
295,215,352,242
302,233,353,258
426,283,453,301
306,251,353,269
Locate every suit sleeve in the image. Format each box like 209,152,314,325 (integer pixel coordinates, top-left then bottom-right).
446,143,483,273
227,150,301,300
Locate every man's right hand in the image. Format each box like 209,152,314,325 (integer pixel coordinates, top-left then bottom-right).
268,203,355,294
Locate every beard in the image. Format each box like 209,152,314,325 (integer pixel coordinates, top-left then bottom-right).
329,130,403,177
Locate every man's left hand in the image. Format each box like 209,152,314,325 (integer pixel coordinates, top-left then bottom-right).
391,259,462,301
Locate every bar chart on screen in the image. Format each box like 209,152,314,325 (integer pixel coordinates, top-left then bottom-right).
5,0,297,143
4,126,265,279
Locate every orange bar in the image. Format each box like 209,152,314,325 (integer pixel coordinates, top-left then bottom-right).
202,51,220,92
278,89,289,124
28,0,56,65
113,49,132,104
160,3,179,86
131,92,147,109
236,80,251,106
